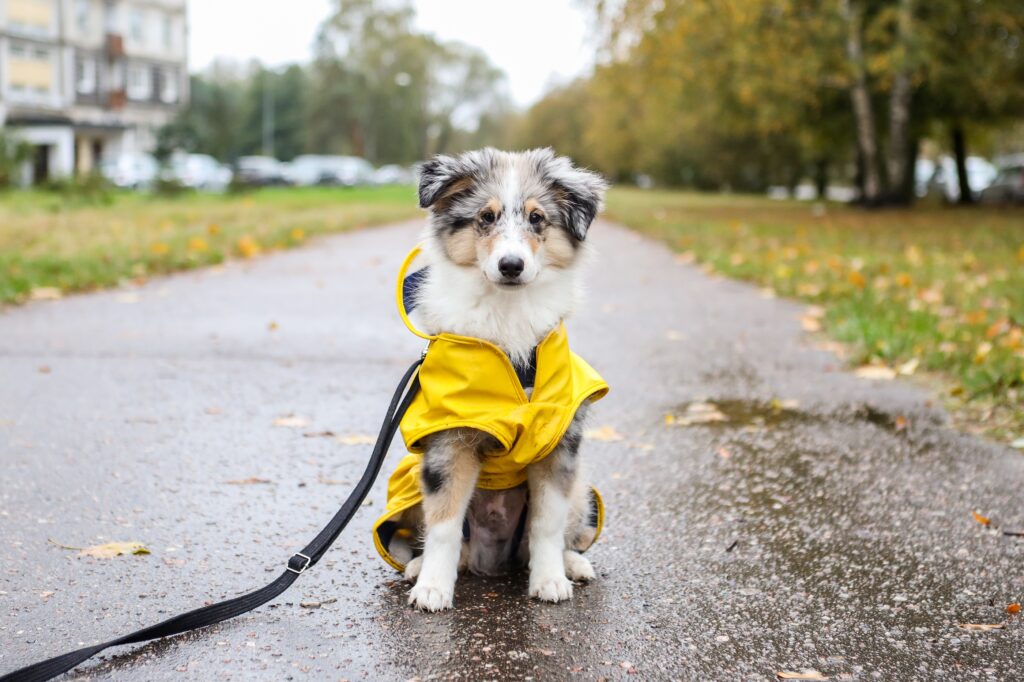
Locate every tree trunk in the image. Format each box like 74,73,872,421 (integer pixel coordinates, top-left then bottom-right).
951,123,973,204
815,158,829,200
840,0,882,205
886,0,914,204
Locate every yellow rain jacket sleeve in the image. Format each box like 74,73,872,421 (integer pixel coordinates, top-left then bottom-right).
372,247,609,571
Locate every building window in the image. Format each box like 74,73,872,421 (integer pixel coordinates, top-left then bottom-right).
76,0,90,32
160,68,178,103
8,39,53,102
6,0,54,36
130,8,144,41
162,14,173,50
127,63,151,99
76,56,97,94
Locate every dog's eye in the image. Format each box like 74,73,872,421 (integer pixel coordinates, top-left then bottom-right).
481,211,496,225
529,211,544,226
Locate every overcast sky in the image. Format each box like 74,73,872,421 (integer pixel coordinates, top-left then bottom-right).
187,1,595,107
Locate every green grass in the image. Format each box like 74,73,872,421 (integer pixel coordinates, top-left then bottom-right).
606,187,1024,443
0,185,420,305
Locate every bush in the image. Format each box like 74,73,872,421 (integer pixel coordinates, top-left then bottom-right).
153,176,190,197
0,131,32,188
40,173,114,204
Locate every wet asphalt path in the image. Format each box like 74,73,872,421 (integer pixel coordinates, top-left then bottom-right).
1,220,1022,681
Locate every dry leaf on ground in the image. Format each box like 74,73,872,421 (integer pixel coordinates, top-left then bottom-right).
1006,603,1021,614
584,425,625,442
225,477,272,485
29,287,63,301
777,671,828,680
273,415,310,428
972,511,991,526
854,365,896,380
669,402,728,426
897,358,920,376
957,623,1005,631
77,542,150,558
800,315,822,332
335,433,376,446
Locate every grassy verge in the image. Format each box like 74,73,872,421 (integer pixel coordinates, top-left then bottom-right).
605,187,1024,444
0,185,420,305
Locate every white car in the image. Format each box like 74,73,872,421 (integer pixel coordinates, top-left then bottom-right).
100,153,159,189
373,164,415,185
165,152,232,192
925,156,997,202
284,155,374,187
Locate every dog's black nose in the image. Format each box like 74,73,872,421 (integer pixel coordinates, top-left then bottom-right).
498,256,525,278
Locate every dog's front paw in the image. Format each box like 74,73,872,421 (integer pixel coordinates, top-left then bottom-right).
529,573,574,603
563,551,596,582
403,556,423,582
408,580,454,612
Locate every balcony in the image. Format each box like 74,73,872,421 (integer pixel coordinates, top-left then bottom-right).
105,33,125,58
108,89,126,110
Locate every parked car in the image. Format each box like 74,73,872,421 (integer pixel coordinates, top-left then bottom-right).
979,157,1024,205
235,156,289,187
100,152,158,189
372,164,415,185
324,156,375,186
924,156,997,203
165,152,232,192
284,155,375,187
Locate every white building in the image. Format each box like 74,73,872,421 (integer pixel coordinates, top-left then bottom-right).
0,0,188,182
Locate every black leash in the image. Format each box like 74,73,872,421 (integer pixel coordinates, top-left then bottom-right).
1,359,423,682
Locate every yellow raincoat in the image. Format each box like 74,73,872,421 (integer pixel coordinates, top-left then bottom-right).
372,247,609,571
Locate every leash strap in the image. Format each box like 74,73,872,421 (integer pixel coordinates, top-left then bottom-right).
1,359,423,682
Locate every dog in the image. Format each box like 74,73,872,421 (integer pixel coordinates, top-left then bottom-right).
396,148,608,611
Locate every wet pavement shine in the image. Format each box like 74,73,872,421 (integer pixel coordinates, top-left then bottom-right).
1,220,1022,681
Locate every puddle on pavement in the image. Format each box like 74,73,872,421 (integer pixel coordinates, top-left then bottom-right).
668,398,914,436
667,399,807,430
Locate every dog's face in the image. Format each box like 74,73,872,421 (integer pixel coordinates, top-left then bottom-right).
418,148,608,287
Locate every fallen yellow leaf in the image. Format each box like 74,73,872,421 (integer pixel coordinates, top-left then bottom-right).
273,415,310,428
854,365,896,380
584,425,624,442
236,235,261,259
150,242,170,256
335,433,376,446
225,477,272,485
207,223,221,235
1007,603,1021,614
290,228,306,241
847,270,866,288
187,236,208,253
972,511,991,526
800,315,822,332
671,402,728,426
78,542,150,558
29,287,63,301
897,358,920,376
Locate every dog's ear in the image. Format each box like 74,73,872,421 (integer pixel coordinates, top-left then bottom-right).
542,152,608,242
418,153,478,210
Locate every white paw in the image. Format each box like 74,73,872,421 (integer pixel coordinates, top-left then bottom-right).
408,581,454,612
563,551,595,582
529,574,574,603
403,556,423,582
